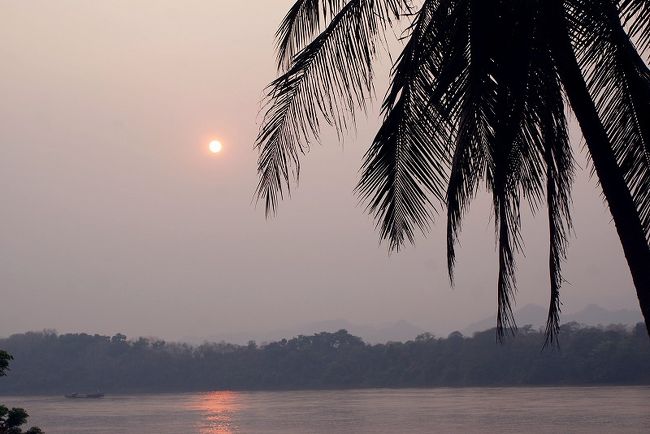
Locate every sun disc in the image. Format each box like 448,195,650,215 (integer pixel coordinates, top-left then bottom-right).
209,140,223,153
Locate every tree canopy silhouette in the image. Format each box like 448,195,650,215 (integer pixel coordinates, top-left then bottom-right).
255,0,650,341
0,351,43,434
1,328,648,393
0,351,11,377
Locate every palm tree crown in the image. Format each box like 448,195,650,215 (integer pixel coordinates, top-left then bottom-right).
255,0,650,342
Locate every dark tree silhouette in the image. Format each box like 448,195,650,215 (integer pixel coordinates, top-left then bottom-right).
255,0,650,340
1,329,649,393
0,351,11,377
0,353,43,434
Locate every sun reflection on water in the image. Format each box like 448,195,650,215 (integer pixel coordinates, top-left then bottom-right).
193,391,241,434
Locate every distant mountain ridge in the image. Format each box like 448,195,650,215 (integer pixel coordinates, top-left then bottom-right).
182,305,643,345
462,304,644,336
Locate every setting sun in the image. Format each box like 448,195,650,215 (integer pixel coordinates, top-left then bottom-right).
209,140,223,154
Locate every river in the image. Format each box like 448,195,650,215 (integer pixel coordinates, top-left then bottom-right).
3,386,649,433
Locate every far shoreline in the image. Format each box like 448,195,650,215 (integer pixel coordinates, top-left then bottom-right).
3,383,650,398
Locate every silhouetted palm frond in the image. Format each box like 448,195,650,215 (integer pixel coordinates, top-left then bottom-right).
256,0,408,216
357,0,457,250
570,0,650,242
534,3,575,344
276,0,348,72
370,0,576,338
445,0,494,286
618,0,650,51
535,64,574,345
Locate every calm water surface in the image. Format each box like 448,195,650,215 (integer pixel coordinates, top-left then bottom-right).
3,387,649,433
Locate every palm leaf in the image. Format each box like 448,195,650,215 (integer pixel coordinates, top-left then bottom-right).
357,0,458,249
617,0,650,52
485,0,538,338
276,0,349,72
570,0,650,242
447,0,574,339
491,0,574,341
533,4,575,344
446,0,495,285
256,0,408,216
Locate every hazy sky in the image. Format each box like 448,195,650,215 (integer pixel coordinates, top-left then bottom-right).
0,1,640,340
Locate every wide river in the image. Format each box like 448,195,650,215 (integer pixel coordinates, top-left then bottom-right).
3,387,649,433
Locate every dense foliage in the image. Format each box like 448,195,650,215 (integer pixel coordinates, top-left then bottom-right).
0,406,43,434
0,352,43,433
0,325,648,395
0,352,10,378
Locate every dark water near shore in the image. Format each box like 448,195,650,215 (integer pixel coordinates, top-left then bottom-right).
3,386,649,433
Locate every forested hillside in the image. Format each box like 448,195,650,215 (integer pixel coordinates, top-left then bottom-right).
1,324,648,395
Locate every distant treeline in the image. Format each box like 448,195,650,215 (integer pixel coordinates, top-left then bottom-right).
1,324,649,394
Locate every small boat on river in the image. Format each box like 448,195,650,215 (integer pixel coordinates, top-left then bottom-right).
64,392,105,399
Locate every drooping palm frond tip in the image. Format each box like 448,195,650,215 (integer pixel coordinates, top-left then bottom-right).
359,0,577,339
